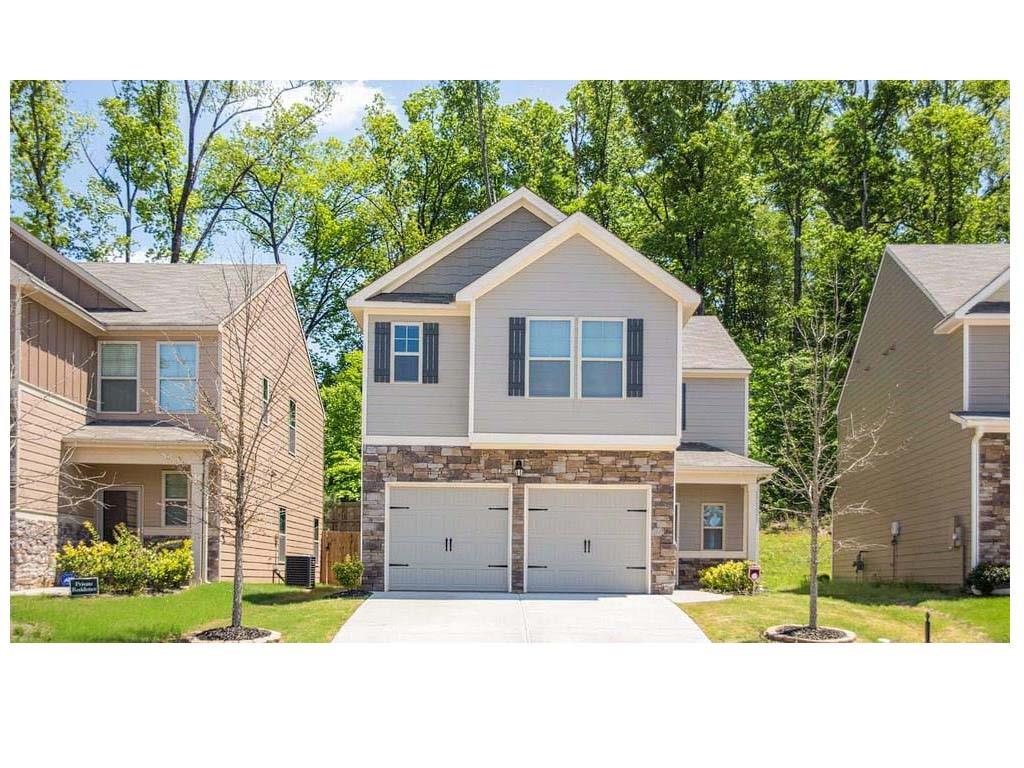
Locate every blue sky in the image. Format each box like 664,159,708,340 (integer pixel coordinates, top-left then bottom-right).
19,81,577,268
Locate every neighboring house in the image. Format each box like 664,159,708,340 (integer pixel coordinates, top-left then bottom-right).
834,244,1009,586
348,188,773,594
9,224,324,589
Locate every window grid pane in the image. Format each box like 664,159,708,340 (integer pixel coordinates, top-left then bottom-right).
158,343,197,378
100,379,137,412
529,320,571,358
164,473,188,499
581,320,623,358
581,360,623,398
100,344,137,377
529,360,571,397
164,502,188,527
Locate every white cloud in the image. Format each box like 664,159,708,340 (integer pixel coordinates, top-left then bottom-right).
278,80,388,136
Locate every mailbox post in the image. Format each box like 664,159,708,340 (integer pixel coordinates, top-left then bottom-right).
747,563,761,593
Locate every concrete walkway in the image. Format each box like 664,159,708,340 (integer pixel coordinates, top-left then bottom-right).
334,592,710,643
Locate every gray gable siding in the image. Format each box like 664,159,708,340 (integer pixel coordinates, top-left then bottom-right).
473,234,678,436
969,325,1010,411
396,207,552,295
365,314,470,437
680,377,746,454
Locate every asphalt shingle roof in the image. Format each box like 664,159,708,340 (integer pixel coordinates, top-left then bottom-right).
887,244,1009,316
78,263,283,326
681,315,751,371
675,442,774,470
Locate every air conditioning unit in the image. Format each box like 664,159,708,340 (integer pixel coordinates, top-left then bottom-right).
285,555,316,588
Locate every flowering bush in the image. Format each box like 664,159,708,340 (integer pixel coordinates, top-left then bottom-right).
698,560,755,593
332,555,365,591
57,522,193,593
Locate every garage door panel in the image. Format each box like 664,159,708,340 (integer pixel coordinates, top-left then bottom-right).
526,487,649,594
388,485,510,592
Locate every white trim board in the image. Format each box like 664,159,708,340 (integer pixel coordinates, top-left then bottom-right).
469,433,678,450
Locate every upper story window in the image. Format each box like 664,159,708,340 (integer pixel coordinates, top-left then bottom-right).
527,318,572,397
262,376,271,426
99,341,139,413
393,323,421,382
288,399,297,455
702,503,725,550
580,319,625,398
157,342,198,413
163,471,189,527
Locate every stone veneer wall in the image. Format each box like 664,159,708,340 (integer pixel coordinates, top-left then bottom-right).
361,446,676,593
978,434,1010,564
11,514,92,589
677,557,735,586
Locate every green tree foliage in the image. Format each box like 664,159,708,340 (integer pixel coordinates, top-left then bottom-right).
9,80,84,248
321,350,363,501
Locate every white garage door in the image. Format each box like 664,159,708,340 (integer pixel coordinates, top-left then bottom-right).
526,486,649,593
387,484,510,591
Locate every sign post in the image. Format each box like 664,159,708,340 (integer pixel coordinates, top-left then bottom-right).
69,577,99,597
747,563,761,593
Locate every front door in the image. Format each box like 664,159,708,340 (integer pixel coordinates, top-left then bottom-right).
101,490,132,542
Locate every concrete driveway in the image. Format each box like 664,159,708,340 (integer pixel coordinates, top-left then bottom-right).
333,592,709,643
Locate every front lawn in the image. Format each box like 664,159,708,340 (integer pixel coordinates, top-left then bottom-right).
10,582,364,643
679,530,1009,643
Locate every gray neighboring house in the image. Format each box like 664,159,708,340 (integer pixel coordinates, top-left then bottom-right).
347,188,774,594
834,244,1010,586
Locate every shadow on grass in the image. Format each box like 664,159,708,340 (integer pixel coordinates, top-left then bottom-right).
242,586,340,606
777,578,966,607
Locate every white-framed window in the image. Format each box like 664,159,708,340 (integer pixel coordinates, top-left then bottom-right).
162,472,189,527
392,323,421,382
98,341,139,413
262,376,271,426
527,317,573,397
157,341,198,413
278,507,287,563
579,318,625,398
702,503,725,550
288,399,297,455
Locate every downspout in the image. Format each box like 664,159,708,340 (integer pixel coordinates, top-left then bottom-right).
201,455,210,582
970,428,981,572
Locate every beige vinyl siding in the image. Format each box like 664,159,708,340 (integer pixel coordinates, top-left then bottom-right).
15,384,89,519
676,483,744,552
95,332,220,436
20,298,96,407
988,281,1009,302
968,325,1009,411
365,314,470,437
680,377,746,454
215,274,324,582
10,233,126,310
473,234,678,436
834,253,973,585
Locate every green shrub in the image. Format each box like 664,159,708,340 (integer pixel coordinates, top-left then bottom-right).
967,562,1010,595
698,560,754,593
332,555,365,591
56,522,193,593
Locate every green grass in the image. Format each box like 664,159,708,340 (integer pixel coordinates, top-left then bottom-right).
10,582,364,643
680,530,1009,643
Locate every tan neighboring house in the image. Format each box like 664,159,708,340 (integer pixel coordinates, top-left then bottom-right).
347,188,774,595
834,244,1009,586
9,224,324,590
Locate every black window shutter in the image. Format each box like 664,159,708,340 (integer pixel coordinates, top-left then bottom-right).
373,322,391,383
627,318,644,397
423,322,439,383
508,317,526,396
681,382,687,431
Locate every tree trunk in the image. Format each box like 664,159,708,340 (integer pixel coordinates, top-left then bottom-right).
475,81,495,205
808,499,819,629
231,522,244,627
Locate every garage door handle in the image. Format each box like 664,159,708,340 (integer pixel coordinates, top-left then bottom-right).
390,563,409,567
527,565,547,569
625,566,645,570
488,564,508,568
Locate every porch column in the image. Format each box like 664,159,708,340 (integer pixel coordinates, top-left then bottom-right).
747,481,760,563
190,460,206,583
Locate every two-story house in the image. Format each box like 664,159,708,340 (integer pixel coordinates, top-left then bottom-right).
348,188,774,594
834,244,1010,585
9,224,324,590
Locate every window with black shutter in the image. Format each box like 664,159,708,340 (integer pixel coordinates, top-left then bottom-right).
627,318,643,397
508,317,526,396
373,321,391,382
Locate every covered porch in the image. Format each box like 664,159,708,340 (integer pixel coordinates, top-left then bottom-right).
62,422,213,582
674,442,775,585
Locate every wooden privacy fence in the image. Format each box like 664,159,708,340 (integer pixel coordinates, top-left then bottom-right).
319,530,360,585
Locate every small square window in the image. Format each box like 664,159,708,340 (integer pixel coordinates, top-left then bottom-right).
393,324,421,382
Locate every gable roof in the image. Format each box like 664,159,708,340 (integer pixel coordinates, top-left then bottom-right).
455,212,702,310
348,187,565,319
887,244,1009,316
79,263,283,327
681,315,751,372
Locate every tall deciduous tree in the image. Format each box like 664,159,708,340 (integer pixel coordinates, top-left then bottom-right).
9,80,84,248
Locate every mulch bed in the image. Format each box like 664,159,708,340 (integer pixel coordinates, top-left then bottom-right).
777,626,849,641
325,589,373,599
192,626,271,642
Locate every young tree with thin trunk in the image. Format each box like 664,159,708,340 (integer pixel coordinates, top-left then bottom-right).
770,275,889,629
